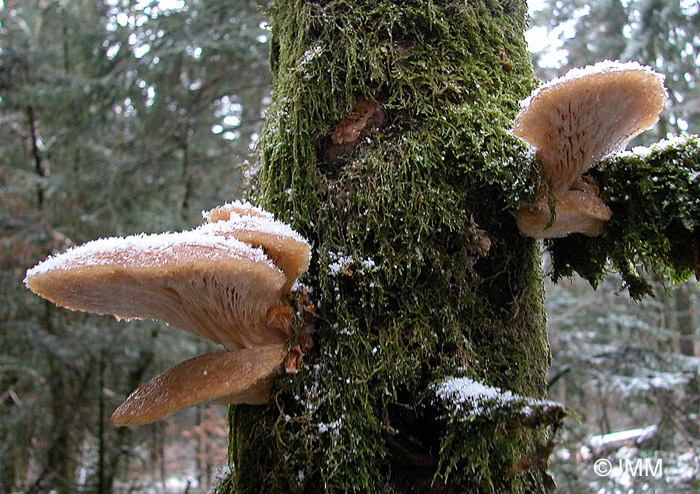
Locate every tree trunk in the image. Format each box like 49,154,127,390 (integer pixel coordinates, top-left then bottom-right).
220,1,560,492
675,284,700,440
676,284,695,357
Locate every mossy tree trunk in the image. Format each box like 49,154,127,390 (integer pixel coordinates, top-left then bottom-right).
219,1,561,492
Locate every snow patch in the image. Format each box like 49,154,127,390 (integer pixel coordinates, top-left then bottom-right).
25,228,274,282
588,425,658,452
327,252,380,277
607,371,691,394
434,376,560,416
519,60,665,110
317,417,343,434
608,134,695,165
649,134,694,153
436,377,517,405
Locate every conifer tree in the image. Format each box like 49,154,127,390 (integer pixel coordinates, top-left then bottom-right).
531,0,700,139
1,0,269,491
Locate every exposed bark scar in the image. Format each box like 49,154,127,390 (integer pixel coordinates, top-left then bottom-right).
320,97,386,167
332,99,379,144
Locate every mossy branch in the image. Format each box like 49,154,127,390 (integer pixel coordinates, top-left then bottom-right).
544,135,700,298
432,376,566,491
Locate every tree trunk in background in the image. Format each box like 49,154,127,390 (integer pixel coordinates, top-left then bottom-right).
676,284,695,357
675,284,700,440
220,1,559,492
44,372,75,494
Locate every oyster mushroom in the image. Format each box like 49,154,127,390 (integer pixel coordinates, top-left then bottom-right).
514,60,667,238
24,205,311,425
203,201,310,293
112,344,287,426
514,182,613,238
24,230,289,349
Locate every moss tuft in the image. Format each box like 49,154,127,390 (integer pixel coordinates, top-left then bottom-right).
547,135,700,299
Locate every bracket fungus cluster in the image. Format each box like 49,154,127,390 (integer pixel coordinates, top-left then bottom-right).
513,60,667,238
24,201,310,426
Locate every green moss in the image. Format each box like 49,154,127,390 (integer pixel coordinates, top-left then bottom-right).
225,1,558,492
547,135,700,299
434,379,566,492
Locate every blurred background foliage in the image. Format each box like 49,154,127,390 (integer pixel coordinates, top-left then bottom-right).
529,0,700,492
0,0,697,493
1,1,269,492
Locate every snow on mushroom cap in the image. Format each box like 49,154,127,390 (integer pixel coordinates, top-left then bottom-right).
24,229,288,350
202,202,308,247
202,202,311,293
25,229,274,277
514,60,667,191
24,202,313,424
518,60,665,110
203,199,274,222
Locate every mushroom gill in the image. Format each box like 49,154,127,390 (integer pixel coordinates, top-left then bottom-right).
24,204,312,424
513,60,667,238
112,344,287,426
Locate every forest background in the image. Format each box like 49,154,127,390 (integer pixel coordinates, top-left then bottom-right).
0,0,698,493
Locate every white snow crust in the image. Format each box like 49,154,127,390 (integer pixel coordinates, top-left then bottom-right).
519,60,666,110
200,210,310,247
327,251,379,277
610,134,694,160
588,424,658,452
26,201,312,283
202,199,274,221
25,228,274,280
201,200,311,261
435,376,560,416
436,376,516,404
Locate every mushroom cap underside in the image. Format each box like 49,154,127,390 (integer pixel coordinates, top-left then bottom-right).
111,343,287,426
24,233,289,349
514,63,667,191
515,189,613,239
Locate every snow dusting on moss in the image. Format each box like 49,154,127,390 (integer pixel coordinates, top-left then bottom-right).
327,252,379,277
435,376,560,418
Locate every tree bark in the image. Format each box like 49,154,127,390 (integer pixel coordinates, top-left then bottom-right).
26,106,48,208
676,284,695,357
220,1,560,492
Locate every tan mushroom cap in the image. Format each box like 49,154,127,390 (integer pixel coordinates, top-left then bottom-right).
203,201,311,293
516,188,613,239
204,200,272,222
514,61,667,192
112,343,287,426
24,230,290,350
